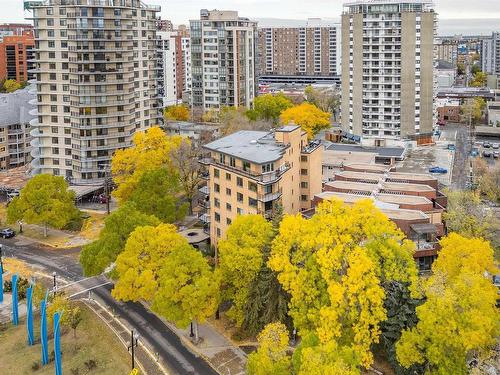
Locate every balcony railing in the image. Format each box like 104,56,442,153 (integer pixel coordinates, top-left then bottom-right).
257,191,282,203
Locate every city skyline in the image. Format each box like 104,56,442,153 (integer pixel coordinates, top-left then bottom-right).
2,0,500,27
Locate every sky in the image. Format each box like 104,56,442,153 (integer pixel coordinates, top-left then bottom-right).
1,0,500,30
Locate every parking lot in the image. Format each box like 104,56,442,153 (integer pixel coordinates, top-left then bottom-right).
474,138,500,166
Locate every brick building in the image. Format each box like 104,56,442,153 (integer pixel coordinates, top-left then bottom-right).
0,30,35,83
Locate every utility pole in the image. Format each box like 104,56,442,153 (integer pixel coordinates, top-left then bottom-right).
52,271,57,297
127,329,140,370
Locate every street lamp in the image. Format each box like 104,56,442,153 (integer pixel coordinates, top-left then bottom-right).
52,272,57,296
127,329,140,370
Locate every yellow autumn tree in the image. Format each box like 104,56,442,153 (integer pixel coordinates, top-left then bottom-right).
217,214,274,326
111,126,183,202
164,104,190,121
269,198,418,369
247,322,292,375
279,102,331,139
3,79,21,93
396,234,500,374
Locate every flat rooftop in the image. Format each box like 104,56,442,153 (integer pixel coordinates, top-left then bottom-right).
334,171,382,182
376,193,433,206
325,143,405,159
326,180,435,193
343,163,390,173
388,172,436,182
382,181,435,192
325,180,378,193
203,130,288,164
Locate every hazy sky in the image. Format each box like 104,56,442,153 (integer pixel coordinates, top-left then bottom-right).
2,0,500,25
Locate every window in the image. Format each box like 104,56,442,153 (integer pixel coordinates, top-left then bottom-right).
249,198,257,207
226,188,231,196
225,172,231,181
216,228,221,237
248,182,257,192
243,161,250,171
213,168,219,178
301,168,308,175
301,155,308,162
229,157,236,167
214,183,220,193
237,192,243,202
236,177,243,187
226,203,232,211
214,198,220,208
226,218,232,225
262,163,274,173
237,208,244,215
214,212,220,222
301,195,308,201
301,181,308,188
219,153,225,164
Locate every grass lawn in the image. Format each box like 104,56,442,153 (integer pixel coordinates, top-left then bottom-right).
0,304,131,375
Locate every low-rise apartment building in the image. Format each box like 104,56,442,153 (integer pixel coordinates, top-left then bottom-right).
201,125,322,244
308,164,447,271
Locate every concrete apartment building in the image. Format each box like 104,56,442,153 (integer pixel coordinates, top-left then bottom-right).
190,10,257,118
27,0,162,183
481,32,500,75
200,125,322,244
341,0,436,147
257,19,341,83
308,163,447,270
0,29,35,83
435,39,458,67
157,29,191,107
0,83,36,169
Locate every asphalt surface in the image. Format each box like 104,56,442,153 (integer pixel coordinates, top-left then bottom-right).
1,238,218,375
450,123,471,190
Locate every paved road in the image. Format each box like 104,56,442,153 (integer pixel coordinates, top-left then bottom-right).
450,123,471,190
1,238,218,375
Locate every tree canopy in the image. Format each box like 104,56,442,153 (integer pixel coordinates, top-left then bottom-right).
253,93,294,124
164,104,190,121
3,79,22,93
396,234,500,374
304,85,340,114
79,202,160,276
280,102,331,139
111,126,183,202
112,223,219,330
7,174,80,236
269,199,418,369
469,71,487,87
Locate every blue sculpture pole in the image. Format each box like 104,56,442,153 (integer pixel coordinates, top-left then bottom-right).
40,294,49,365
0,263,3,304
11,273,18,325
26,285,34,345
54,311,63,375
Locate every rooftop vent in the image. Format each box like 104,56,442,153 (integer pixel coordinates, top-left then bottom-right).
250,140,257,144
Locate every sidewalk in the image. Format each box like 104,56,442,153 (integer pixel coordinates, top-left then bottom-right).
165,319,247,375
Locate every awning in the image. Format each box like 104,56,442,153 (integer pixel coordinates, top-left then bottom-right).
410,223,438,235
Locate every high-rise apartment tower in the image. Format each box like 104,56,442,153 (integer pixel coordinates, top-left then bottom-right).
190,10,256,118
27,0,162,183
341,0,436,146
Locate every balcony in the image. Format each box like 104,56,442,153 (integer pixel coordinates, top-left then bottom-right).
257,191,282,203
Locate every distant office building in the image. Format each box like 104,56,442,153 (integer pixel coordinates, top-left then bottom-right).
157,18,173,32
0,30,35,83
200,125,322,244
257,19,340,82
481,32,500,75
0,83,35,169
157,30,192,107
0,23,33,39
435,39,458,66
341,0,436,147
28,0,162,183
190,10,257,117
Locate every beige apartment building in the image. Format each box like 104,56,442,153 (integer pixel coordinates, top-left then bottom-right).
257,19,341,78
341,0,436,147
201,125,322,244
27,0,162,183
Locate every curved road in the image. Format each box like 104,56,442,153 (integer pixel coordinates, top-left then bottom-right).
1,238,218,375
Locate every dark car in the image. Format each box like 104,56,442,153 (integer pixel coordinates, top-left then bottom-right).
428,166,448,174
483,150,492,158
0,228,15,238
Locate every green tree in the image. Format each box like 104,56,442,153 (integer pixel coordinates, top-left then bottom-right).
112,223,219,340
269,199,418,369
247,322,292,375
79,202,160,276
470,64,481,75
396,234,500,374
457,62,465,75
128,168,188,222
304,85,340,114
253,93,294,124
164,104,190,121
470,71,487,87
3,79,21,93
280,102,331,139
217,215,274,327
7,174,80,237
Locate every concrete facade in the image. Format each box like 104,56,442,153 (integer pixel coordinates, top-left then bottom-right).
28,0,162,183
341,0,436,146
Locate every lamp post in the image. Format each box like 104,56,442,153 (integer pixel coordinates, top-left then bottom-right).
127,329,140,370
52,272,57,296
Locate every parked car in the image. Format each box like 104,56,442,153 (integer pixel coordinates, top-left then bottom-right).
494,151,499,159
98,194,108,204
447,144,456,151
493,275,500,288
483,150,492,158
483,142,491,148
428,166,448,174
0,228,15,238
493,143,500,150
471,148,479,157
